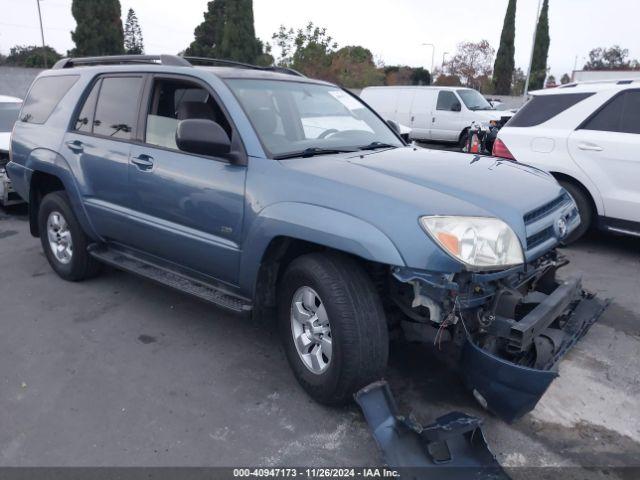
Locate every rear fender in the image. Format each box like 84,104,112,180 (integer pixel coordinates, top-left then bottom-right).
25,148,100,240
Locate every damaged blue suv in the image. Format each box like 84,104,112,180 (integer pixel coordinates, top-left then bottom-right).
7,55,606,422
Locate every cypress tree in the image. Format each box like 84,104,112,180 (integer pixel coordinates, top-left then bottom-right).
186,0,263,63
186,0,226,58
219,0,262,63
124,8,144,54
529,0,550,91
492,0,516,95
70,0,124,56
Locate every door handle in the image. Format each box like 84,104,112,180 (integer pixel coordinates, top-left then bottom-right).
65,140,84,153
577,143,603,152
132,154,154,170
432,117,436,123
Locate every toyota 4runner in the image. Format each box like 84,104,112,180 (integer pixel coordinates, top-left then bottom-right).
7,55,607,422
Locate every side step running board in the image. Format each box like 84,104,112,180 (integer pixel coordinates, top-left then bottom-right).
88,245,252,313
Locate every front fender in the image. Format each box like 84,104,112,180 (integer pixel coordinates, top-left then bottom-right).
239,202,405,295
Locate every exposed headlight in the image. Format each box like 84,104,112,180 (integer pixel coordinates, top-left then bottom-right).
420,216,524,269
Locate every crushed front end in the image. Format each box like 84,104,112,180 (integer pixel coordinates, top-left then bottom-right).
390,250,608,422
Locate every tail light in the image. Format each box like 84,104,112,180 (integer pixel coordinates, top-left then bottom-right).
492,137,516,161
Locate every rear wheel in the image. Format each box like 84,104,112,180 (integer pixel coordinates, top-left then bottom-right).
38,191,101,281
278,253,388,405
558,180,593,244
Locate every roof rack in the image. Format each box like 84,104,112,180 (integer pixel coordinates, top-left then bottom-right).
182,56,305,76
558,78,640,88
52,54,305,77
52,54,191,69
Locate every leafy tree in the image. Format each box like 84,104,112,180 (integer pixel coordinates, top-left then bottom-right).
70,0,124,56
433,72,463,87
560,73,571,84
124,8,144,54
328,46,383,88
186,0,264,63
545,74,556,87
583,45,634,70
492,0,516,94
383,66,430,86
410,67,431,85
3,45,62,68
529,0,550,90
445,40,495,91
272,22,338,78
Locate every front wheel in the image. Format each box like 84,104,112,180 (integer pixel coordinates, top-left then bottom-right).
278,253,388,405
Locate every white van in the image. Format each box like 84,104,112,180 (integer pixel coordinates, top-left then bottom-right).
360,86,510,146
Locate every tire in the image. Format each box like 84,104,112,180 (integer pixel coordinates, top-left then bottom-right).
277,252,388,405
38,191,102,281
559,180,593,244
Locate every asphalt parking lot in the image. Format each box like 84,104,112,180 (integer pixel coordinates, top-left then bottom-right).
1,203,639,477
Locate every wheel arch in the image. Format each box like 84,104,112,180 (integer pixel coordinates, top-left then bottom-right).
26,150,99,240
549,171,600,218
240,202,405,305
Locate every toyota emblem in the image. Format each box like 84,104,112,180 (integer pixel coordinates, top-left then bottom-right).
556,217,568,238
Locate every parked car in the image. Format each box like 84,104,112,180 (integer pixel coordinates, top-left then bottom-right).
494,79,640,242
0,95,23,206
7,55,606,421
360,86,512,147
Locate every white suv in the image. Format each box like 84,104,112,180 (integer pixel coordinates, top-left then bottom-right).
493,80,640,242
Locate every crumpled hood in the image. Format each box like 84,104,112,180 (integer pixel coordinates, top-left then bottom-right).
279,147,564,247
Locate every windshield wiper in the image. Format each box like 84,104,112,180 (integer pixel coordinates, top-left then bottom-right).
358,141,398,151
273,147,358,160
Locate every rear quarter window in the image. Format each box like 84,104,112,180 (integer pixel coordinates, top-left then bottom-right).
507,92,594,127
20,75,79,124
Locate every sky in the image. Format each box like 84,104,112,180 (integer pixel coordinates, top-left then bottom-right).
1,0,638,80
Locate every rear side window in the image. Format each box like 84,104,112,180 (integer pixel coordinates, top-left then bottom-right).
581,90,640,134
507,93,594,127
75,80,101,132
436,91,458,111
20,75,79,124
93,76,144,140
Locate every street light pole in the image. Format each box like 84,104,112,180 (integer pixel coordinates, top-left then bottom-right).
523,0,542,97
421,43,435,74
442,52,449,69
36,0,47,68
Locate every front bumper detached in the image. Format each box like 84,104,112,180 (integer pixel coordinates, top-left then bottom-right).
460,276,609,423
355,381,510,479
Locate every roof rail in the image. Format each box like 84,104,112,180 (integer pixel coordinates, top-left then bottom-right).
52,54,191,69
182,56,305,77
559,78,640,88
51,54,305,77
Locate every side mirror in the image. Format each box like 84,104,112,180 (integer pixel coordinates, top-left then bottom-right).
387,119,401,134
451,102,462,112
176,119,231,157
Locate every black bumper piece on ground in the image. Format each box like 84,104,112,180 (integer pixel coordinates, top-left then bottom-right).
460,279,609,423
355,381,510,479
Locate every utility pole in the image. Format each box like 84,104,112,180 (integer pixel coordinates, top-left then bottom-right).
421,43,435,75
523,0,542,97
36,0,47,68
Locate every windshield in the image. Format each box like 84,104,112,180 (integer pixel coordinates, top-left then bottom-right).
226,79,403,158
456,89,493,111
0,102,22,132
